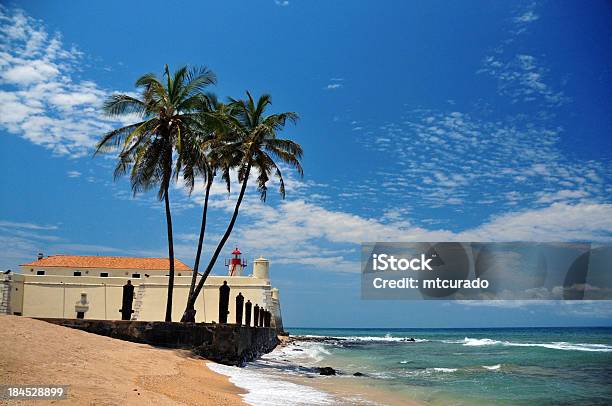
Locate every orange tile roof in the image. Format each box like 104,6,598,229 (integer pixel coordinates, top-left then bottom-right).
20,255,191,271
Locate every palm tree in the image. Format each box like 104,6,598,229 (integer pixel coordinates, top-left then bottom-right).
180,97,235,322
183,91,303,318
95,65,216,322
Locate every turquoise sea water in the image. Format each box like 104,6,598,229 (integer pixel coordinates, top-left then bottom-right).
284,327,612,405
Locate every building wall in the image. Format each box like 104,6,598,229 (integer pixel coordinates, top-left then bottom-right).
19,265,191,278
8,273,280,325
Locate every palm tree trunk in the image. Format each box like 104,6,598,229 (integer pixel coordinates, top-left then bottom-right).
181,175,213,323
164,183,175,322
185,162,251,312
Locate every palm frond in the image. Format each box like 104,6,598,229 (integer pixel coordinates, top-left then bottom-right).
95,121,148,154
178,66,217,101
103,94,146,118
262,111,299,130
135,73,166,99
254,94,272,125
264,144,304,177
264,138,303,158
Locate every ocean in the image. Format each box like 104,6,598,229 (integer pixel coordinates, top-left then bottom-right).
208,327,612,405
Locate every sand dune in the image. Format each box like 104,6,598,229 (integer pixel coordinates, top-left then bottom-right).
0,315,245,405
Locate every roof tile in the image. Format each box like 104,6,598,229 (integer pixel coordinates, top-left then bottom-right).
20,255,191,271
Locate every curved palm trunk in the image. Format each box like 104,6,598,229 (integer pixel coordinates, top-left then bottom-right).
164,183,175,322
181,176,213,323
185,162,251,312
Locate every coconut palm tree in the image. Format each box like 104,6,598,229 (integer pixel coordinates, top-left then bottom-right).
183,91,303,318
180,97,235,322
95,65,216,322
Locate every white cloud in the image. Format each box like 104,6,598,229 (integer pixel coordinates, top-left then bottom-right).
67,170,82,178
274,0,290,6
0,220,58,230
458,300,612,319
355,109,609,211
0,6,120,157
459,203,612,241
478,4,568,106
324,83,342,90
2,60,59,84
187,170,611,273
0,218,184,270
514,10,539,24
480,53,569,105
535,189,588,204
0,220,60,269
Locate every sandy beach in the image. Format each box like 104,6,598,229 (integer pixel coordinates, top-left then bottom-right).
0,315,245,405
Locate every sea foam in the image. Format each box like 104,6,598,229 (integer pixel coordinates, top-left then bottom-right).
429,367,458,373
302,334,428,343
207,362,334,405
268,342,331,365
459,337,612,352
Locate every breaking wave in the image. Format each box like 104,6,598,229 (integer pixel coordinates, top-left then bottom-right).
456,337,612,352
208,362,334,405
302,334,428,343
428,367,458,373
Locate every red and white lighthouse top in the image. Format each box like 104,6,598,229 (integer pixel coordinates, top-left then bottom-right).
231,248,242,255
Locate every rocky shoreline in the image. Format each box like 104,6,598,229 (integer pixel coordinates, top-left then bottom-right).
277,334,418,377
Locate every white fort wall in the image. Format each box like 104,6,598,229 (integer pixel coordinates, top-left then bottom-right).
8,273,278,324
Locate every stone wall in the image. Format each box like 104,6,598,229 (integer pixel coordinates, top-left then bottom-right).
37,318,279,366
0,274,11,315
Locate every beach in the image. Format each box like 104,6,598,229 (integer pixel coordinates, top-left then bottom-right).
0,316,245,405
3,317,611,406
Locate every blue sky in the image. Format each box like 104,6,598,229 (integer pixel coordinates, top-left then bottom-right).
1,1,611,327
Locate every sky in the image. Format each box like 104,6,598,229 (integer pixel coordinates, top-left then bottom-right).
0,0,611,327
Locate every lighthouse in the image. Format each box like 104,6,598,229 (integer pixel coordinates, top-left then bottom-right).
225,247,247,276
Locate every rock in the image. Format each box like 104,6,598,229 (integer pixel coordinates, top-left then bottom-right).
353,372,365,377
293,348,303,352
317,366,336,376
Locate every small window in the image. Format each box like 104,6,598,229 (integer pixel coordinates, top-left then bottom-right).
73,271,82,276
36,270,45,275
100,272,109,277
13,312,22,316
132,273,141,278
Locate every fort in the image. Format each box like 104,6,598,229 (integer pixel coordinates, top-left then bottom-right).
2,248,281,324
0,248,284,364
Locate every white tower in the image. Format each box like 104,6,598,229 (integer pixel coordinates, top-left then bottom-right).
253,256,270,280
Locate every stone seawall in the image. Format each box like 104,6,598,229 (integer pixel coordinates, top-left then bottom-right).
0,275,11,315
37,318,279,366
